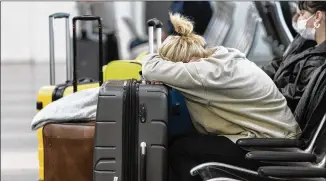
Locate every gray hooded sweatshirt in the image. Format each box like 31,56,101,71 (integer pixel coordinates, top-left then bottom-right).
142,46,302,143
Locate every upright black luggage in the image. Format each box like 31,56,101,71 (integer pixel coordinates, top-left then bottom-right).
36,14,103,111
75,2,120,80
93,19,168,181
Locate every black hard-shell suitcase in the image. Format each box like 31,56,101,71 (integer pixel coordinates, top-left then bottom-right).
93,19,168,181
94,79,168,181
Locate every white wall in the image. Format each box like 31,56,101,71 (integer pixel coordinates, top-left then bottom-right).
1,1,142,63
114,2,133,60
29,2,79,63
1,2,33,63
132,2,146,38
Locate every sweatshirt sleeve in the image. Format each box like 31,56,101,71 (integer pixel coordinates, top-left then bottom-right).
141,54,204,89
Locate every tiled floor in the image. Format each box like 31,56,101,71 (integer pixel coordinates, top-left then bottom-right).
1,63,66,181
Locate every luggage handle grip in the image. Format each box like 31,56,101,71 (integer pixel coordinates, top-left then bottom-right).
49,12,72,85
73,15,102,21
140,142,147,181
147,19,157,27
49,12,70,19
72,15,104,93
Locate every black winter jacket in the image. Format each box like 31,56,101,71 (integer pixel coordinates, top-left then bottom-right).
294,62,326,141
262,35,326,113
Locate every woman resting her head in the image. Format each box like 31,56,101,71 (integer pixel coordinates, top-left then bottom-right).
142,13,301,142
142,13,302,181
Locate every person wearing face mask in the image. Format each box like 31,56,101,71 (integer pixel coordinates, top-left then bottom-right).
261,1,326,113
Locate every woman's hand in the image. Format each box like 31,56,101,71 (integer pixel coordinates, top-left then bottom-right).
152,81,163,85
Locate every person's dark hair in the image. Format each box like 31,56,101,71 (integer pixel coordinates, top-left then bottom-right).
298,1,326,14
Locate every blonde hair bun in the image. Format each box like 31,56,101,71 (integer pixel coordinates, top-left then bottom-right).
159,12,216,63
169,12,194,36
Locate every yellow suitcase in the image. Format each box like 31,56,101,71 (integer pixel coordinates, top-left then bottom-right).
102,51,146,80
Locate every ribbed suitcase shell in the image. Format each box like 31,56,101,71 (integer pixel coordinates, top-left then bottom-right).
94,80,168,181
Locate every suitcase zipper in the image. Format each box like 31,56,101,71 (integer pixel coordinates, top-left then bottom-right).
122,80,140,181
130,80,139,181
122,80,131,181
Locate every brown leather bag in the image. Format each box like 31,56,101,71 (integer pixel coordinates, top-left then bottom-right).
43,121,95,181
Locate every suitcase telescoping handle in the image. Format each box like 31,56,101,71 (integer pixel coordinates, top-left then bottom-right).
72,15,104,93
49,12,72,85
147,18,163,54
142,19,163,83
147,19,156,54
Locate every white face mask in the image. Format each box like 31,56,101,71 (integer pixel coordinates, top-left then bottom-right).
292,14,316,40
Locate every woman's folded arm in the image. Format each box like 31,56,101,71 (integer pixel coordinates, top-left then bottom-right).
142,54,204,88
